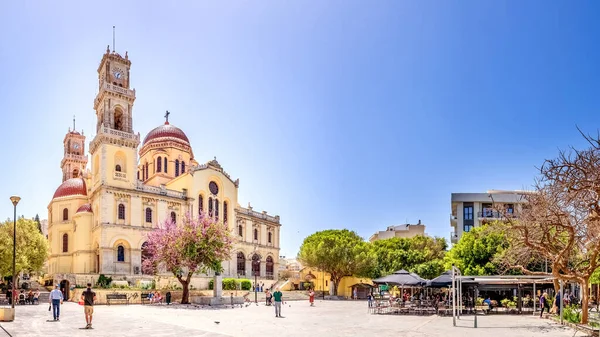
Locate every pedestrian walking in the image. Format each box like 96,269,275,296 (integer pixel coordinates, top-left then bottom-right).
353,287,358,300
273,287,283,317
539,292,549,318
49,284,64,321
309,289,315,306
80,283,97,329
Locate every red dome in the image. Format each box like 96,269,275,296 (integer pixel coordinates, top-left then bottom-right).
53,178,87,199
142,122,190,146
76,203,92,213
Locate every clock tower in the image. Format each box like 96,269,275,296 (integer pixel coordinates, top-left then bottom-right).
61,118,88,182
89,46,140,190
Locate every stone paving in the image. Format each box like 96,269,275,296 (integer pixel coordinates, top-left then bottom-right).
0,300,577,337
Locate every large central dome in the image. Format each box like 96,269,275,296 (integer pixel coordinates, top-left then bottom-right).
142,122,190,146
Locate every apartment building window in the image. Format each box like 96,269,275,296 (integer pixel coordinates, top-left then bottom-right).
463,224,474,232
482,203,493,217
463,206,473,220
506,204,514,214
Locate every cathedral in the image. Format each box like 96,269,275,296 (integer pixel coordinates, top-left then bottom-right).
47,46,281,289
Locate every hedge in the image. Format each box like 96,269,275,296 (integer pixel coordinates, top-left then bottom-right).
208,278,252,290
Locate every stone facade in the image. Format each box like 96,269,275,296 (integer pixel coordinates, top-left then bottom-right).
47,47,281,287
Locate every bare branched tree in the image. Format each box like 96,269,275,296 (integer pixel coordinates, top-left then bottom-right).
494,129,600,323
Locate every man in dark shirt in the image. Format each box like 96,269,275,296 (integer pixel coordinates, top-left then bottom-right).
80,283,97,329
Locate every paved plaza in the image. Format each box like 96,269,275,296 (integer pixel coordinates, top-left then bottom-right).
0,301,577,337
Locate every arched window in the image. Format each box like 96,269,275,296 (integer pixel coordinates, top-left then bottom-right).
157,156,162,172
238,224,243,237
237,252,246,276
171,211,176,224
223,201,228,223
63,208,69,221
215,199,219,220
145,208,152,223
198,195,204,214
253,228,258,241
115,164,122,172
164,157,168,173
252,254,260,277
208,197,213,217
62,233,68,253
266,256,274,277
181,162,186,173
73,168,79,178
118,204,125,220
175,159,180,177
114,108,124,131
268,232,272,244
137,171,140,180
117,245,125,262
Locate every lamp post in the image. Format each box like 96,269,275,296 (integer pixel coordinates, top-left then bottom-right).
10,196,20,309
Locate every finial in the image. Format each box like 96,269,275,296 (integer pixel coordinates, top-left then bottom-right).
214,156,217,161
73,115,76,131
106,45,110,54
125,51,128,60
164,110,170,124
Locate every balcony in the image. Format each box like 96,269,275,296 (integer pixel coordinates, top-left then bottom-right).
114,172,127,180
450,232,459,244
477,211,516,219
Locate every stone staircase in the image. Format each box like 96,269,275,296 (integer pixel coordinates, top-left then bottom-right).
252,290,310,302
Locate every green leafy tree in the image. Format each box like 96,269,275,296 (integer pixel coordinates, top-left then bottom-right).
444,224,508,275
0,218,49,279
369,235,447,279
299,229,375,296
34,214,42,234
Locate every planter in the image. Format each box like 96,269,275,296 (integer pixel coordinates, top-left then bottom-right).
0,307,15,322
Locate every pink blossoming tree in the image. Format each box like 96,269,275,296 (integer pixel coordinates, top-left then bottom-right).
143,213,233,304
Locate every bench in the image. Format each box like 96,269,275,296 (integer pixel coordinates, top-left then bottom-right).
106,293,129,305
141,292,151,305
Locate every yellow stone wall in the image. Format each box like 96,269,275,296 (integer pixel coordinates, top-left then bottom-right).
282,268,373,298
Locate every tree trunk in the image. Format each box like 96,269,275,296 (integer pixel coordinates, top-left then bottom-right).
177,272,193,304
332,278,341,296
581,279,589,324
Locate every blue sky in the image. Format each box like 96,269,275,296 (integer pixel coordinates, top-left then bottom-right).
2,1,600,257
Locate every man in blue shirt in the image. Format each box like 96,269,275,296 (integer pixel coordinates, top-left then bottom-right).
49,285,64,321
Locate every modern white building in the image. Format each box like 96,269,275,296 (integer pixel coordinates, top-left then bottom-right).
450,190,526,243
369,220,426,242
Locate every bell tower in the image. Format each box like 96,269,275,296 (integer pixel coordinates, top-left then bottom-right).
89,46,140,190
60,117,88,181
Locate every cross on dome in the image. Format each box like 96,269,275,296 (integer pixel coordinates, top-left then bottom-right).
164,110,170,125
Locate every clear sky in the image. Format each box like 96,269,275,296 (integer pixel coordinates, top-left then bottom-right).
2,1,600,257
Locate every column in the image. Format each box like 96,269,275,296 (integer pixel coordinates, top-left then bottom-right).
260,261,266,278
246,259,252,278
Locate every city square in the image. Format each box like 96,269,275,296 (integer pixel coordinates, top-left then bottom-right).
2,1,600,336
0,301,577,337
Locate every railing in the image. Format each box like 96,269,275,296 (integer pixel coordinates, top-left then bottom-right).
237,207,280,223
64,153,87,161
477,211,516,218
99,126,140,141
135,181,186,199
103,82,135,97
114,172,127,179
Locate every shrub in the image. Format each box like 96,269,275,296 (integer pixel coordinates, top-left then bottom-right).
96,274,112,289
209,279,214,290
564,304,582,324
223,278,237,290
240,279,251,290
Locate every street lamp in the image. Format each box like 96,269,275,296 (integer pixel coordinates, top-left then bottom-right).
10,196,20,309
252,244,259,304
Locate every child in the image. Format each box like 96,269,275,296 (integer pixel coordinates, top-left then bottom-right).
309,289,315,306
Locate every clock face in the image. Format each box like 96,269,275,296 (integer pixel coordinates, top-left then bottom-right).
209,181,219,195
73,143,80,149
114,71,122,79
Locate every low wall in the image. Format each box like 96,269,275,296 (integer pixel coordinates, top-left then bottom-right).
69,288,251,305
